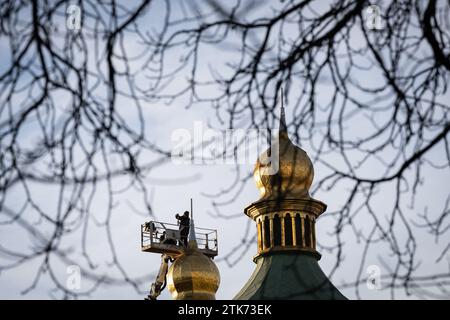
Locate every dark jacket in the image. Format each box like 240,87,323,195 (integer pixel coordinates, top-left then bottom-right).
177,215,190,235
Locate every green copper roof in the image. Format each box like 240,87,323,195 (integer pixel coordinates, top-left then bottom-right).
234,252,347,300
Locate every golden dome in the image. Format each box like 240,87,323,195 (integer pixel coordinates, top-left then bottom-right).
254,107,314,200
167,241,220,300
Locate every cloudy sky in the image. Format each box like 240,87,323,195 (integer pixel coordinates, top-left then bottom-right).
0,0,449,300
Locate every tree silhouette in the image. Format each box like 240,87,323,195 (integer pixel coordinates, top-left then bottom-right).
0,0,449,299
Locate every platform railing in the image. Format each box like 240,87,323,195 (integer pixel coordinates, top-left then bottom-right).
141,220,218,254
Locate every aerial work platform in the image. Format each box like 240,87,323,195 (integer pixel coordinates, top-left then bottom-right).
140,220,218,258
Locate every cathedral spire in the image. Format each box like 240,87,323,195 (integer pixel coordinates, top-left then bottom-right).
280,87,288,134
166,198,221,300
188,198,197,248
234,90,347,300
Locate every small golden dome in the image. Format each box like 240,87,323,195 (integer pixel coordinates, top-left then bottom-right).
167,242,220,300
254,108,314,200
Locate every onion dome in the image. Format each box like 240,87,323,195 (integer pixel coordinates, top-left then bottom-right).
247,99,326,259
235,93,346,300
166,220,220,300
254,104,314,200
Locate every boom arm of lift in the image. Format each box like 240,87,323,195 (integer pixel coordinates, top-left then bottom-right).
147,254,171,300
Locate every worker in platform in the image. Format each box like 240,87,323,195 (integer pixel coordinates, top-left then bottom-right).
175,211,190,246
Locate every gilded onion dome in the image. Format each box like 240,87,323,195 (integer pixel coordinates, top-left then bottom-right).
245,101,327,260
166,224,220,300
254,106,314,201
235,95,346,300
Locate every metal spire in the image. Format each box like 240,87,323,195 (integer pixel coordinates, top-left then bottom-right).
280,87,287,133
188,198,197,245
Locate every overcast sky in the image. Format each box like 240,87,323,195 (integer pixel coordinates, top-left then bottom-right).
0,0,449,300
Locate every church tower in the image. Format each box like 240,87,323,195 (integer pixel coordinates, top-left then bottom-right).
234,95,346,300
